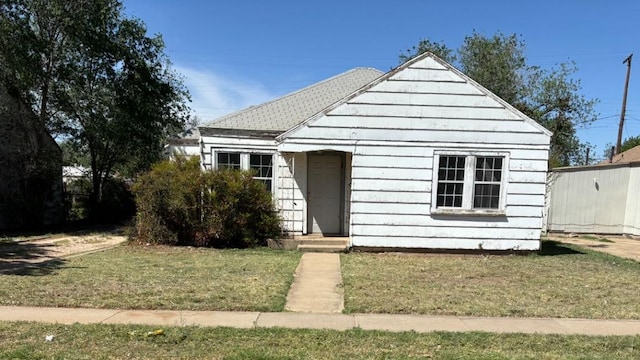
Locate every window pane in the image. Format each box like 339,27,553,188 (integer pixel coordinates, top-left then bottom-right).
472,156,503,209
475,156,502,182
217,152,241,169
473,184,501,209
249,154,273,192
436,155,466,208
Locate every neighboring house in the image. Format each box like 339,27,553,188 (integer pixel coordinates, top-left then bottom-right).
165,127,201,159
197,52,552,251
63,165,91,184
546,145,640,236
0,84,64,230
607,145,640,165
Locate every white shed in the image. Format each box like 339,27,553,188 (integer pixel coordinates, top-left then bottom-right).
547,146,640,236
200,52,552,251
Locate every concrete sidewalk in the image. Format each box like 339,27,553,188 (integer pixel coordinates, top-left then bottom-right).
3,306,640,335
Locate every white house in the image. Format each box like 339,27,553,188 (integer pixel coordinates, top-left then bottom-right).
546,146,640,236
197,52,552,251
165,127,201,159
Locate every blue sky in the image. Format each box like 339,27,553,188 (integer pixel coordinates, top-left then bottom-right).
124,1,640,160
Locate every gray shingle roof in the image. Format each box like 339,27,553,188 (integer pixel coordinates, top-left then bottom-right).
200,68,383,133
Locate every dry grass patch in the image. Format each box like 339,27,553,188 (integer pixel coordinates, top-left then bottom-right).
0,246,301,311
2,322,639,359
342,241,640,319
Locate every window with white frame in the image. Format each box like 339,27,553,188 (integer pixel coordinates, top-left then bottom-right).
250,154,273,191
436,155,466,208
433,152,507,213
473,156,503,209
215,151,274,192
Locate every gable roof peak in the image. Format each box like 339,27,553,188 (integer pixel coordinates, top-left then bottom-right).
277,51,552,141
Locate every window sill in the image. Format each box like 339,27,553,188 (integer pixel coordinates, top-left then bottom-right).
431,208,506,217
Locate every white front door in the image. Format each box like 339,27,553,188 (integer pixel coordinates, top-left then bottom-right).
308,154,342,234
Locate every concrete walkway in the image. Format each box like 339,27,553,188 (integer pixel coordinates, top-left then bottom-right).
285,253,344,313
3,306,640,335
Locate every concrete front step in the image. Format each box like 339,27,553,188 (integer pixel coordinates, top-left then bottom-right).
297,236,349,253
296,238,349,246
269,236,350,252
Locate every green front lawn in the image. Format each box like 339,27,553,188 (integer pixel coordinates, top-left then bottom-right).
2,322,639,359
0,246,301,311
342,241,640,319
3,240,640,320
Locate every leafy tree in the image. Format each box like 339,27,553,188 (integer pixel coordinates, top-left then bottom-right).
458,32,526,106
59,140,89,167
604,136,640,160
620,135,640,153
522,62,598,166
399,38,455,64
400,31,598,167
1,0,190,217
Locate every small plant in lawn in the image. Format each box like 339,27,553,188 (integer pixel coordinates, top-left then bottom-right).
132,157,281,248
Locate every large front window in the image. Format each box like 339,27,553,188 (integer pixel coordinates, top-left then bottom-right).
215,151,274,191
433,153,507,214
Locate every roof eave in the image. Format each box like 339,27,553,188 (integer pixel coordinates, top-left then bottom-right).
200,127,282,139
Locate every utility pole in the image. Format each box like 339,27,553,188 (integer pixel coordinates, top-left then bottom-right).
616,53,633,155
585,147,590,165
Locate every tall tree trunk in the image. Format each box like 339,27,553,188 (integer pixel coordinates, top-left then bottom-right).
89,143,103,220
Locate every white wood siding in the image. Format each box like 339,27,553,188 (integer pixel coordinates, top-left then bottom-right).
166,143,200,159
548,164,640,236
281,56,550,250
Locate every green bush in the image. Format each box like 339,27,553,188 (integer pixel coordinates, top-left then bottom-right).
132,157,281,248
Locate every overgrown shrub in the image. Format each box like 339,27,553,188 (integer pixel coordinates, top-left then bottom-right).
132,157,281,248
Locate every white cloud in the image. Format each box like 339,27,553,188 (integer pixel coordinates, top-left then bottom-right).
174,65,277,124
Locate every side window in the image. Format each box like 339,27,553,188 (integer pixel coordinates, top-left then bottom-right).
433,153,507,213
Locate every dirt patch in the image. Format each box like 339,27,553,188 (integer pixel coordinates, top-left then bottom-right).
0,232,127,274
33,234,127,258
545,233,640,261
